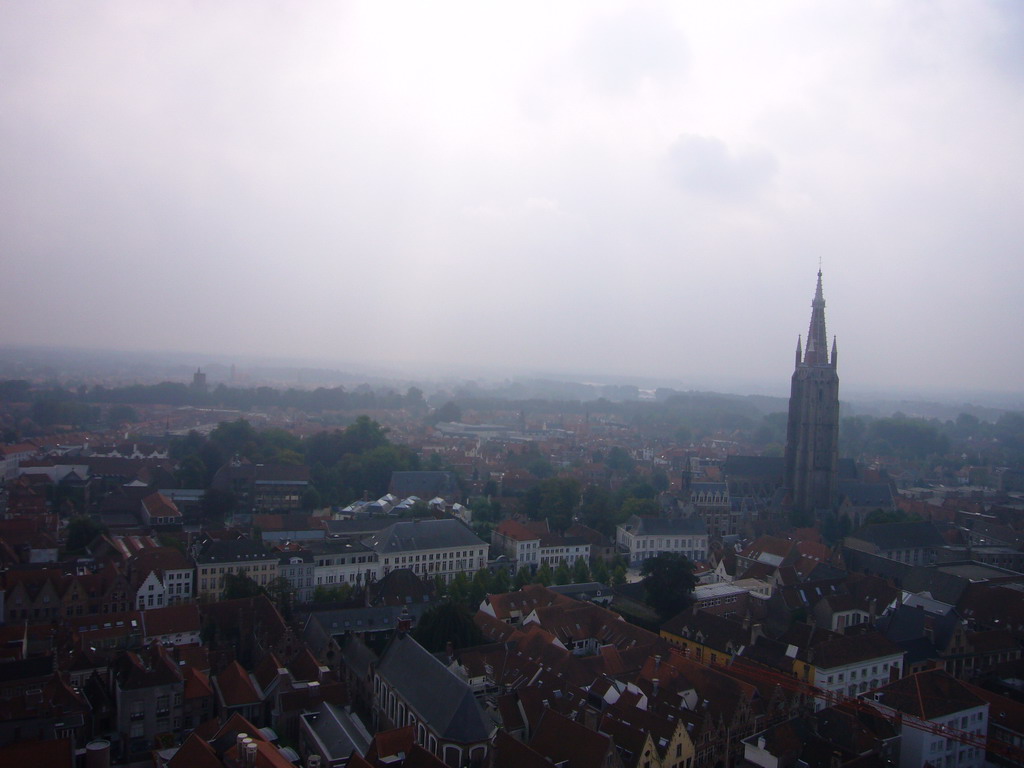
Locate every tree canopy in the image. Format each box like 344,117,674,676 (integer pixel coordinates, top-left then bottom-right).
640,553,698,620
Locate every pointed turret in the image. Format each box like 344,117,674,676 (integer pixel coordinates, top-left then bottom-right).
784,268,840,516
795,335,803,368
803,270,829,366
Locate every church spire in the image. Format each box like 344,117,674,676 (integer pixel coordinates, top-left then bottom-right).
802,269,829,366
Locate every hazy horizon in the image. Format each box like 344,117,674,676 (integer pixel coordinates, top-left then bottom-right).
3,3,1023,397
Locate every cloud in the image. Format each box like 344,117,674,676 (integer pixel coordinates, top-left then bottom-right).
666,134,778,200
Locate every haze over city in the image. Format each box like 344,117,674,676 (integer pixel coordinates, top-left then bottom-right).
3,2,1023,398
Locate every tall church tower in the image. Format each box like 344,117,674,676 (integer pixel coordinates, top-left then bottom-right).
784,270,840,515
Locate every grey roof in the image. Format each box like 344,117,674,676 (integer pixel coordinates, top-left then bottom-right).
847,521,946,551
323,517,397,538
303,700,371,760
377,633,491,744
194,538,275,564
723,455,785,478
308,539,374,556
308,603,430,638
363,518,485,554
620,515,707,537
838,480,895,508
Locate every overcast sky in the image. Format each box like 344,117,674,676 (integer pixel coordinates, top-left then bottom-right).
2,2,1023,397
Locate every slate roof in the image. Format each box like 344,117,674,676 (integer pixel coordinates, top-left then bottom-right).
839,480,895,508
194,537,276,564
377,633,491,744
847,521,946,552
621,514,707,536
722,455,785,478
363,518,486,554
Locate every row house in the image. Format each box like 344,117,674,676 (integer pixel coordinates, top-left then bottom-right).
193,537,279,601
112,643,186,761
277,548,315,603
538,530,590,569
0,670,92,751
616,514,708,566
3,566,133,624
770,626,904,710
491,519,543,567
128,546,194,609
308,539,379,589
365,519,488,583
140,492,183,528
868,669,989,768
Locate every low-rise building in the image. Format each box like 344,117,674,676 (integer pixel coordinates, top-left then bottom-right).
615,514,708,566
193,538,279,601
868,669,988,768
366,519,487,583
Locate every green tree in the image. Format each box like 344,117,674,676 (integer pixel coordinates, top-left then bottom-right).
65,516,106,553
572,556,591,584
535,563,553,586
301,486,323,510
428,401,462,425
107,404,139,424
313,583,354,602
514,567,533,589
610,564,627,587
175,454,207,488
223,572,265,600
606,446,635,475
448,572,471,606
640,553,698,620
412,602,484,653
266,577,295,618
490,568,511,595
591,557,610,584
553,562,572,585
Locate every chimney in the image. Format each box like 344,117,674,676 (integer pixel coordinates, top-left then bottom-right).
235,733,248,755
307,757,322,768
654,654,661,671
245,742,258,767
652,678,659,697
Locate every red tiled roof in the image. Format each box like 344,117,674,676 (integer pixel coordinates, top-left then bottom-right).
215,660,261,708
